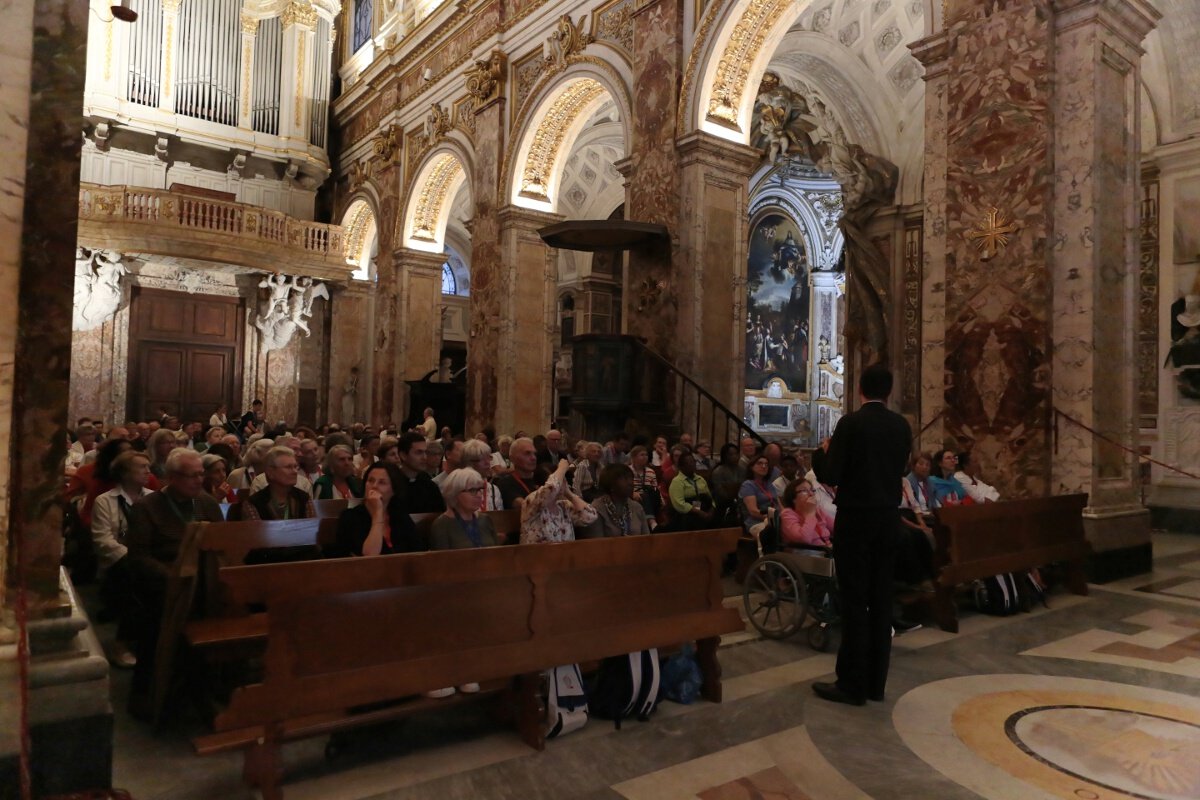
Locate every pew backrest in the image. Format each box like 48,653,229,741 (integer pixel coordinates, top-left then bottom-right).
213,529,743,731
312,499,348,519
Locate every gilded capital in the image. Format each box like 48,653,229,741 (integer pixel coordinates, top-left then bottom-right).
464,49,507,111
281,0,319,28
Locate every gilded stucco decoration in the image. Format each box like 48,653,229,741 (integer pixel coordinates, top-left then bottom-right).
409,153,465,244
518,78,607,203
281,0,319,28
464,49,507,109
592,0,634,57
546,14,594,71
424,102,452,144
372,124,401,163
343,201,377,266
349,159,373,190
704,0,791,130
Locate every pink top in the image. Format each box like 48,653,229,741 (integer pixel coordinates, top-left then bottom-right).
780,507,833,547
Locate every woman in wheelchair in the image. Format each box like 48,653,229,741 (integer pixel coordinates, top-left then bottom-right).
779,479,833,548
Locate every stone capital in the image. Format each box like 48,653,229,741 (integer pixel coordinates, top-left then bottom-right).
391,247,446,274
909,32,950,76
674,131,761,175
497,204,563,233
1052,0,1160,46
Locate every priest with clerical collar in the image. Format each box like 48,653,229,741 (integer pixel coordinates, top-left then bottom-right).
394,432,446,513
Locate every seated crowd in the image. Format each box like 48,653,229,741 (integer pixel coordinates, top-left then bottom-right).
62,399,1006,716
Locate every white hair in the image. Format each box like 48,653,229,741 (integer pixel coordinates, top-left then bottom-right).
263,446,297,470
164,447,201,475
461,438,492,467
243,437,275,467
439,467,486,505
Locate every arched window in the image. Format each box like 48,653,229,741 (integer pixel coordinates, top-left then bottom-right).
441,262,457,295
352,0,373,53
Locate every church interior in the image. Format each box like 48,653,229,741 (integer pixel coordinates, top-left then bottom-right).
2,0,1200,797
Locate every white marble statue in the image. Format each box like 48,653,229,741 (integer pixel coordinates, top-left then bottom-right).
255,273,328,353
73,248,127,331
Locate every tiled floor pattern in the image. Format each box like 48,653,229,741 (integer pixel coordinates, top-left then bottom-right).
98,533,1200,799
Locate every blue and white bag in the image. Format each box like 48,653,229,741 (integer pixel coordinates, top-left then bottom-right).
545,663,588,738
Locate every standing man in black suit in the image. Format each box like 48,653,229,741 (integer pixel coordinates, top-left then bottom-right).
813,365,912,706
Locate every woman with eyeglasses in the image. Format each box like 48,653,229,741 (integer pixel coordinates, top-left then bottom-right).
430,468,499,550
929,449,969,507
779,478,833,548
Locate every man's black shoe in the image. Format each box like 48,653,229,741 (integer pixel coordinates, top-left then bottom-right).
892,618,922,635
812,681,865,706
867,692,885,702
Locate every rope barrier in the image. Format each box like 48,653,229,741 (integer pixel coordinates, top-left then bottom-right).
913,408,944,442
1052,407,1200,481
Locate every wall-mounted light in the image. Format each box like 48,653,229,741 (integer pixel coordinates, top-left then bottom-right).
422,67,433,82
111,2,137,21
92,1,137,22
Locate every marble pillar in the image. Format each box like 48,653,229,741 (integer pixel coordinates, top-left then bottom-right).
912,30,949,454
370,165,402,426
465,89,506,434
623,0,685,357
1049,0,1157,565
916,0,1157,577
8,0,88,602
328,282,374,427
394,248,447,425
496,206,560,435
674,134,760,412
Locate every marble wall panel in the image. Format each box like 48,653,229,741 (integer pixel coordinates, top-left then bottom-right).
941,1,1054,497
507,235,553,434
263,340,300,427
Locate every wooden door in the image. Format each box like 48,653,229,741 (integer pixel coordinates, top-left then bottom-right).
128,287,244,423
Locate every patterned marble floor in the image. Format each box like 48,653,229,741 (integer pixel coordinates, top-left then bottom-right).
96,532,1200,800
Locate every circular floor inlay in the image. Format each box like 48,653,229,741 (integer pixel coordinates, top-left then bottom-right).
893,675,1200,800
1008,706,1200,800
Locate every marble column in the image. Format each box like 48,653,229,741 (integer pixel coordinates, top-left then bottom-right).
496,206,561,436
623,0,685,357
369,165,402,426
916,0,1157,578
393,247,447,425
465,86,506,434
327,282,374,427
674,134,760,412
911,31,949,454
1049,0,1158,571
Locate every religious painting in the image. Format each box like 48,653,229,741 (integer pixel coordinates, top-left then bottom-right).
746,212,810,393
1173,176,1200,264
1167,291,1200,399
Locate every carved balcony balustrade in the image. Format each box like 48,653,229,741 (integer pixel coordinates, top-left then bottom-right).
77,183,352,280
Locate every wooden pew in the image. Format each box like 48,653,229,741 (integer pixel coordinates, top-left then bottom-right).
312,498,348,519
194,529,743,799
929,493,1091,632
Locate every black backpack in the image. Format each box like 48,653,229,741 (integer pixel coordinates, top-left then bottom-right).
588,649,660,729
973,573,1022,616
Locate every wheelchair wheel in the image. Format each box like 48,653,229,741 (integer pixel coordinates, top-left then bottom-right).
743,556,808,639
807,622,831,652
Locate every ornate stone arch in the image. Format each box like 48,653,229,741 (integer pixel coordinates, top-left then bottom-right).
503,61,633,214
340,193,382,279
398,143,473,253
678,0,942,142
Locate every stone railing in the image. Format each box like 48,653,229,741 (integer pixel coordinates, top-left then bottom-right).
77,184,351,280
